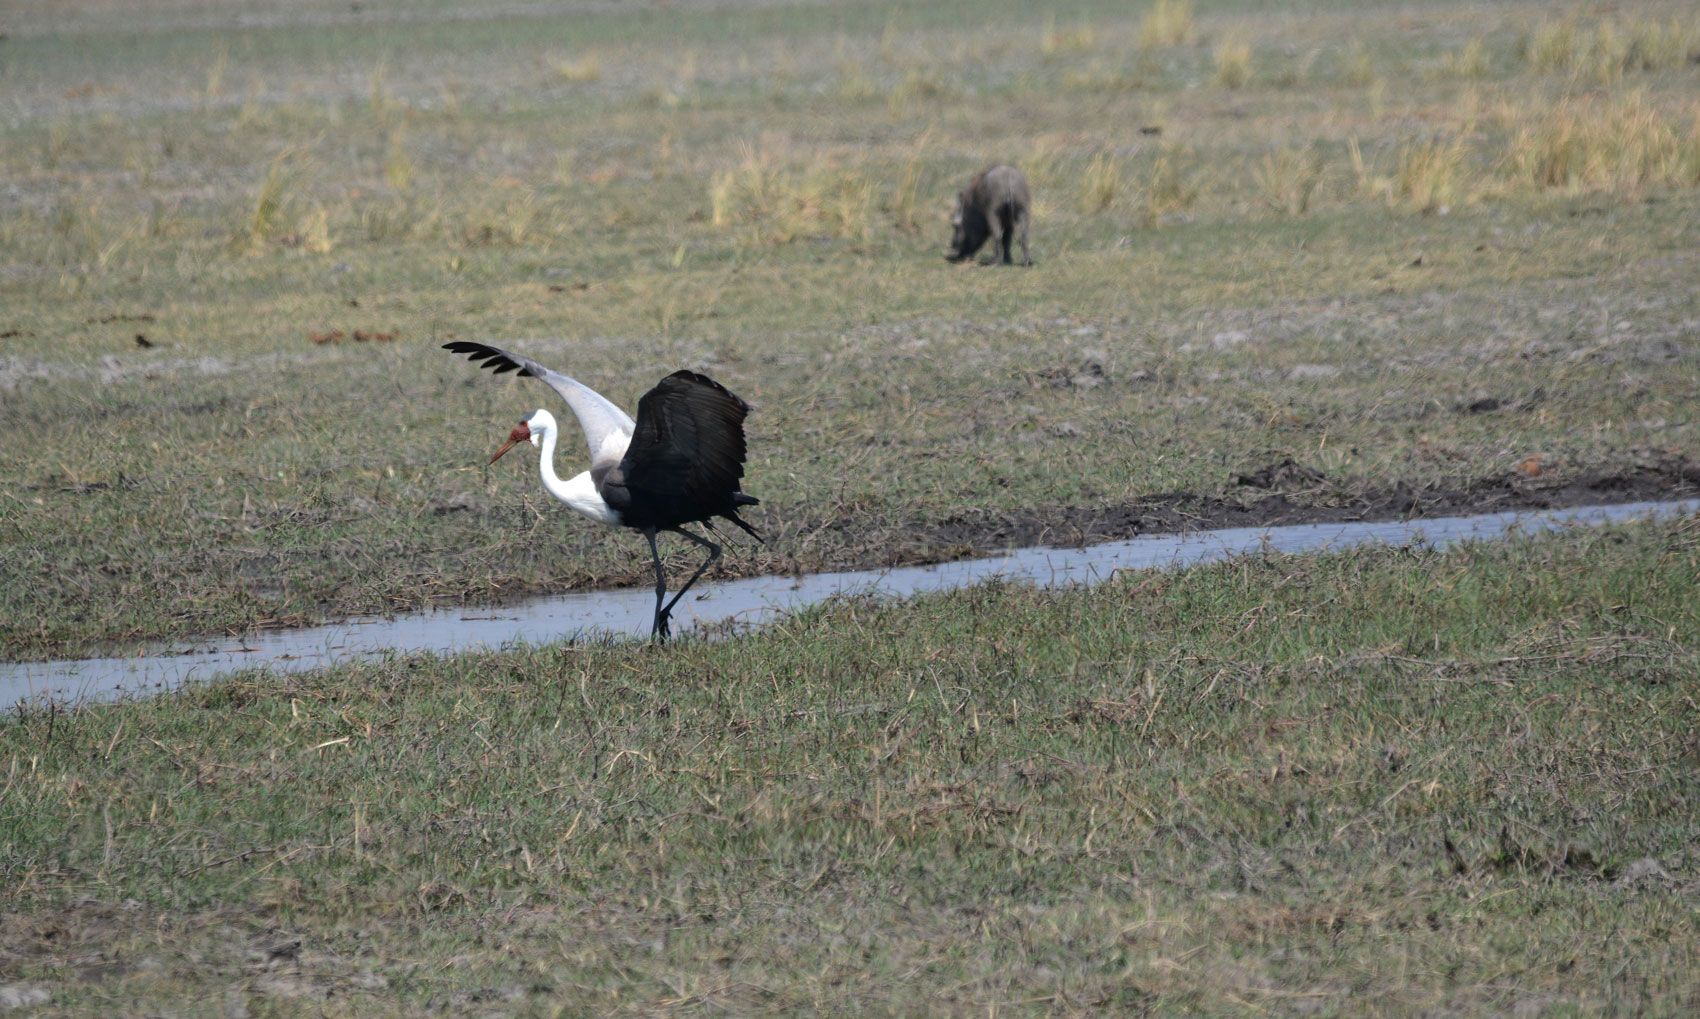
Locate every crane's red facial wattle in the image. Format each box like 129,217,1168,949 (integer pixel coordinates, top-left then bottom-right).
488,420,531,464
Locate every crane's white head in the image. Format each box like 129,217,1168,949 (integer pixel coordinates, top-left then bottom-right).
488,408,556,464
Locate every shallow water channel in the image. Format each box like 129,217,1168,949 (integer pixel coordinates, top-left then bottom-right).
5,498,1696,709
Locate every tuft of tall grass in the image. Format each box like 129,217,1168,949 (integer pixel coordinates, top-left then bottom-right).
825,175,877,243
1213,37,1253,89
1137,0,1194,51
1343,96,1698,213
384,129,414,193
709,146,876,244
246,150,296,245
1395,135,1469,214
1621,16,1700,72
43,195,132,269
1017,136,1068,199
1270,48,1321,88
299,204,334,254
1523,15,1700,82
360,200,423,244
551,52,602,83
1524,18,1579,74
1348,136,1393,203
1139,152,1197,226
1254,145,1322,215
709,146,777,229
461,188,540,247
1497,93,1700,195
886,130,933,232
1438,37,1490,79
1077,152,1122,214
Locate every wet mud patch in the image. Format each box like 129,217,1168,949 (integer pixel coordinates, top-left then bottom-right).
917,454,1700,554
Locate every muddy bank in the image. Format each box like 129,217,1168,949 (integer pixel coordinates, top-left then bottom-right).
472,454,1700,589
913,455,1700,557
13,457,1696,663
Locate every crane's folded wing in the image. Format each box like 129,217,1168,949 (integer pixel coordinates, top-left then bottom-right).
619,371,751,517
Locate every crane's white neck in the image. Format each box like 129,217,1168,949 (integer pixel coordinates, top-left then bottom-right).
529,410,622,527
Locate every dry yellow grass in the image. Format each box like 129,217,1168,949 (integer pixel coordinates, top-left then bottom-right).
710,146,877,244
551,51,603,83
1077,151,1122,214
1137,0,1193,51
1395,134,1470,213
1214,36,1253,89
1498,92,1700,195
383,128,414,194
886,130,933,232
1438,37,1490,79
1254,145,1321,215
1139,151,1198,226
1524,14,1700,83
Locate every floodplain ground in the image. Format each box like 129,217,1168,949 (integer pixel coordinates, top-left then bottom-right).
4,0,1698,657
3,519,1698,1015
2,0,1699,1013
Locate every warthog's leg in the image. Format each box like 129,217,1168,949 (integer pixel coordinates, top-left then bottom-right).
1016,206,1032,266
984,206,1006,265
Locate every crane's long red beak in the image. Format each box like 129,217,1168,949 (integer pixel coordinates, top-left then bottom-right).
489,421,530,464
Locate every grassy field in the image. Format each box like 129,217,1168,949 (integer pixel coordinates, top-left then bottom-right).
3,0,1699,658
2,0,1700,1011
2,516,1698,1014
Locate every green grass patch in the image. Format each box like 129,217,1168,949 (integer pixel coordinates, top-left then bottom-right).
2,515,1697,1013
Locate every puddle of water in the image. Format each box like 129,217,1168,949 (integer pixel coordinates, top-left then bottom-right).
4,498,1695,709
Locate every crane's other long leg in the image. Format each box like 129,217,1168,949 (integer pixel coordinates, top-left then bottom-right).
644,528,671,640
655,526,722,637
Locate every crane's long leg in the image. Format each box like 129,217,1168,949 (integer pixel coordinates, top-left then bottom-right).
644,528,671,640
654,526,721,639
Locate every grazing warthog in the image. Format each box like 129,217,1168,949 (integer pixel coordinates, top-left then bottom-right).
946,164,1032,266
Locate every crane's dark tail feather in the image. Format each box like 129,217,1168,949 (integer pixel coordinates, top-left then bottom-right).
724,494,763,544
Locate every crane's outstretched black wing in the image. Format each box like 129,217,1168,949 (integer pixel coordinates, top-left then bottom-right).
443,340,635,468
444,339,535,378
616,370,761,537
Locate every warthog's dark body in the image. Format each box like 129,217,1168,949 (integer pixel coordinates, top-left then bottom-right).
946,164,1032,265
